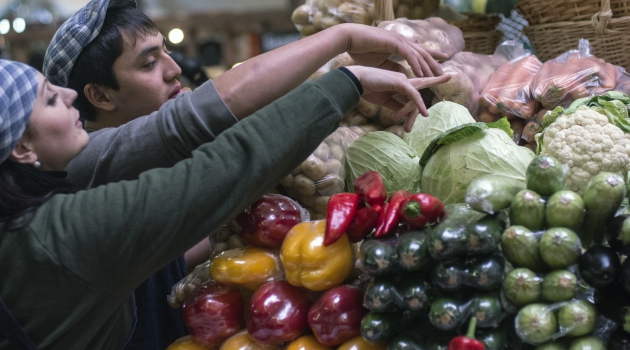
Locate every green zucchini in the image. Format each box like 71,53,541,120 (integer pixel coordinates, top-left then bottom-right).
581,172,627,246
465,174,525,214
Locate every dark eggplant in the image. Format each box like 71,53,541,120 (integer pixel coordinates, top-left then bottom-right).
622,258,630,295
578,245,621,290
607,215,630,255
467,253,505,291
432,259,466,292
609,328,630,350
593,288,630,332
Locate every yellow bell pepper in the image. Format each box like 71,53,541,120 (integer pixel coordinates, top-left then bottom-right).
219,330,281,350
210,247,282,291
337,336,388,350
285,335,332,350
280,220,354,291
166,335,216,350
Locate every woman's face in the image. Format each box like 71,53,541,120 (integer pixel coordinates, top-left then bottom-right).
21,72,89,171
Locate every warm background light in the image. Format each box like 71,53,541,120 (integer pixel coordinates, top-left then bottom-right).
168,28,184,44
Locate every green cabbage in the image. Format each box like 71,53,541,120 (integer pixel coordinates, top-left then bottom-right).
346,131,421,195
422,128,535,204
403,101,475,158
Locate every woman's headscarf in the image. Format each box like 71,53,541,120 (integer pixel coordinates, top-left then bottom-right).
0,60,38,163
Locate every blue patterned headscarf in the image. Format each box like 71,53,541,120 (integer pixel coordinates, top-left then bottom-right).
0,60,38,163
43,0,136,87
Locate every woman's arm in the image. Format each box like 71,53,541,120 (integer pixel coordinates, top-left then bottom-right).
36,68,446,297
213,23,448,120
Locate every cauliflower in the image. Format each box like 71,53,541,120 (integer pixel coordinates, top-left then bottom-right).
539,106,630,195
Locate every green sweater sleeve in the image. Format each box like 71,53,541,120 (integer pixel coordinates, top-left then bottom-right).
29,69,360,297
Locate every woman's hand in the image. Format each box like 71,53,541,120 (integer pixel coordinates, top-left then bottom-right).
337,23,448,78
345,66,451,132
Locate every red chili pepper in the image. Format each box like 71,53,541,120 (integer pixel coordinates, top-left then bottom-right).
324,193,360,246
398,193,445,229
375,190,412,237
346,205,382,243
374,203,388,237
353,171,387,206
448,317,484,350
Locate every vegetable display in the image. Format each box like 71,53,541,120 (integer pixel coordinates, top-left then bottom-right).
167,30,630,348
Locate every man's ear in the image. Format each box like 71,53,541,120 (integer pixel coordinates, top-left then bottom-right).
84,83,116,112
10,137,37,165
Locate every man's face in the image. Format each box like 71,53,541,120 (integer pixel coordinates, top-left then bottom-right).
106,31,183,123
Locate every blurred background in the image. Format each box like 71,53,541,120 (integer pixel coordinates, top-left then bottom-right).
0,0,308,81
0,0,520,86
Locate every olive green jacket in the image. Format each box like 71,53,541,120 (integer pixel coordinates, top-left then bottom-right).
0,69,358,350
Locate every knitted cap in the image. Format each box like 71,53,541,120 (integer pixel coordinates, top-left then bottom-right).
0,60,38,163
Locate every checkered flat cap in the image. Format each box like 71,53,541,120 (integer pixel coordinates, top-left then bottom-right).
0,60,38,163
43,0,136,87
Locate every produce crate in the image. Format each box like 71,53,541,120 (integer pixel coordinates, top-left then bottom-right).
462,30,504,55
523,11,630,69
515,0,630,25
447,12,501,31
447,13,502,55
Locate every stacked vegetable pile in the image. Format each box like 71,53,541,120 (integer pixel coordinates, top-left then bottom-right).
290,0,441,36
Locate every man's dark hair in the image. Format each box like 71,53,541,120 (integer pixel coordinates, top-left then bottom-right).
67,7,158,121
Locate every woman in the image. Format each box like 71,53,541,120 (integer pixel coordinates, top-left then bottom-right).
0,59,448,349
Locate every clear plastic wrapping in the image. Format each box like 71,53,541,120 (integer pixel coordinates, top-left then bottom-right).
429,292,505,331
531,39,618,110
479,54,542,121
280,126,360,219
168,259,214,309
291,0,375,36
432,41,526,117
514,299,598,345
377,17,465,58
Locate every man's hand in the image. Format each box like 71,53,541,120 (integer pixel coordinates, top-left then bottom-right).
345,66,451,132
338,23,449,78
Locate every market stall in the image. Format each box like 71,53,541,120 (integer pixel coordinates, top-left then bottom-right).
164,0,630,348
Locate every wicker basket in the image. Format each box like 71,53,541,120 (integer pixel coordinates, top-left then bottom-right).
462,30,504,55
523,3,630,69
515,0,630,25
448,13,501,32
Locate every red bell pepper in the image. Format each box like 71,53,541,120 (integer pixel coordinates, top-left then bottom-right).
447,317,484,350
307,285,369,346
353,171,387,206
375,190,412,237
374,203,388,237
324,192,360,246
346,205,382,242
398,193,445,229
236,194,303,249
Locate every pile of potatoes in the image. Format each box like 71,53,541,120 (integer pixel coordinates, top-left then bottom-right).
291,0,374,36
280,127,359,219
291,0,440,36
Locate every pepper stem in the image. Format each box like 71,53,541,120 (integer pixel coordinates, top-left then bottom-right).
466,317,477,339
403,201,422,219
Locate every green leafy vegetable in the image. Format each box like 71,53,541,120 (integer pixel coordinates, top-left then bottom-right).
487,117,514,139
421,128,534,204
557,91,630,132
346,131,421,195
403,101,475,159
419,123,487,167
